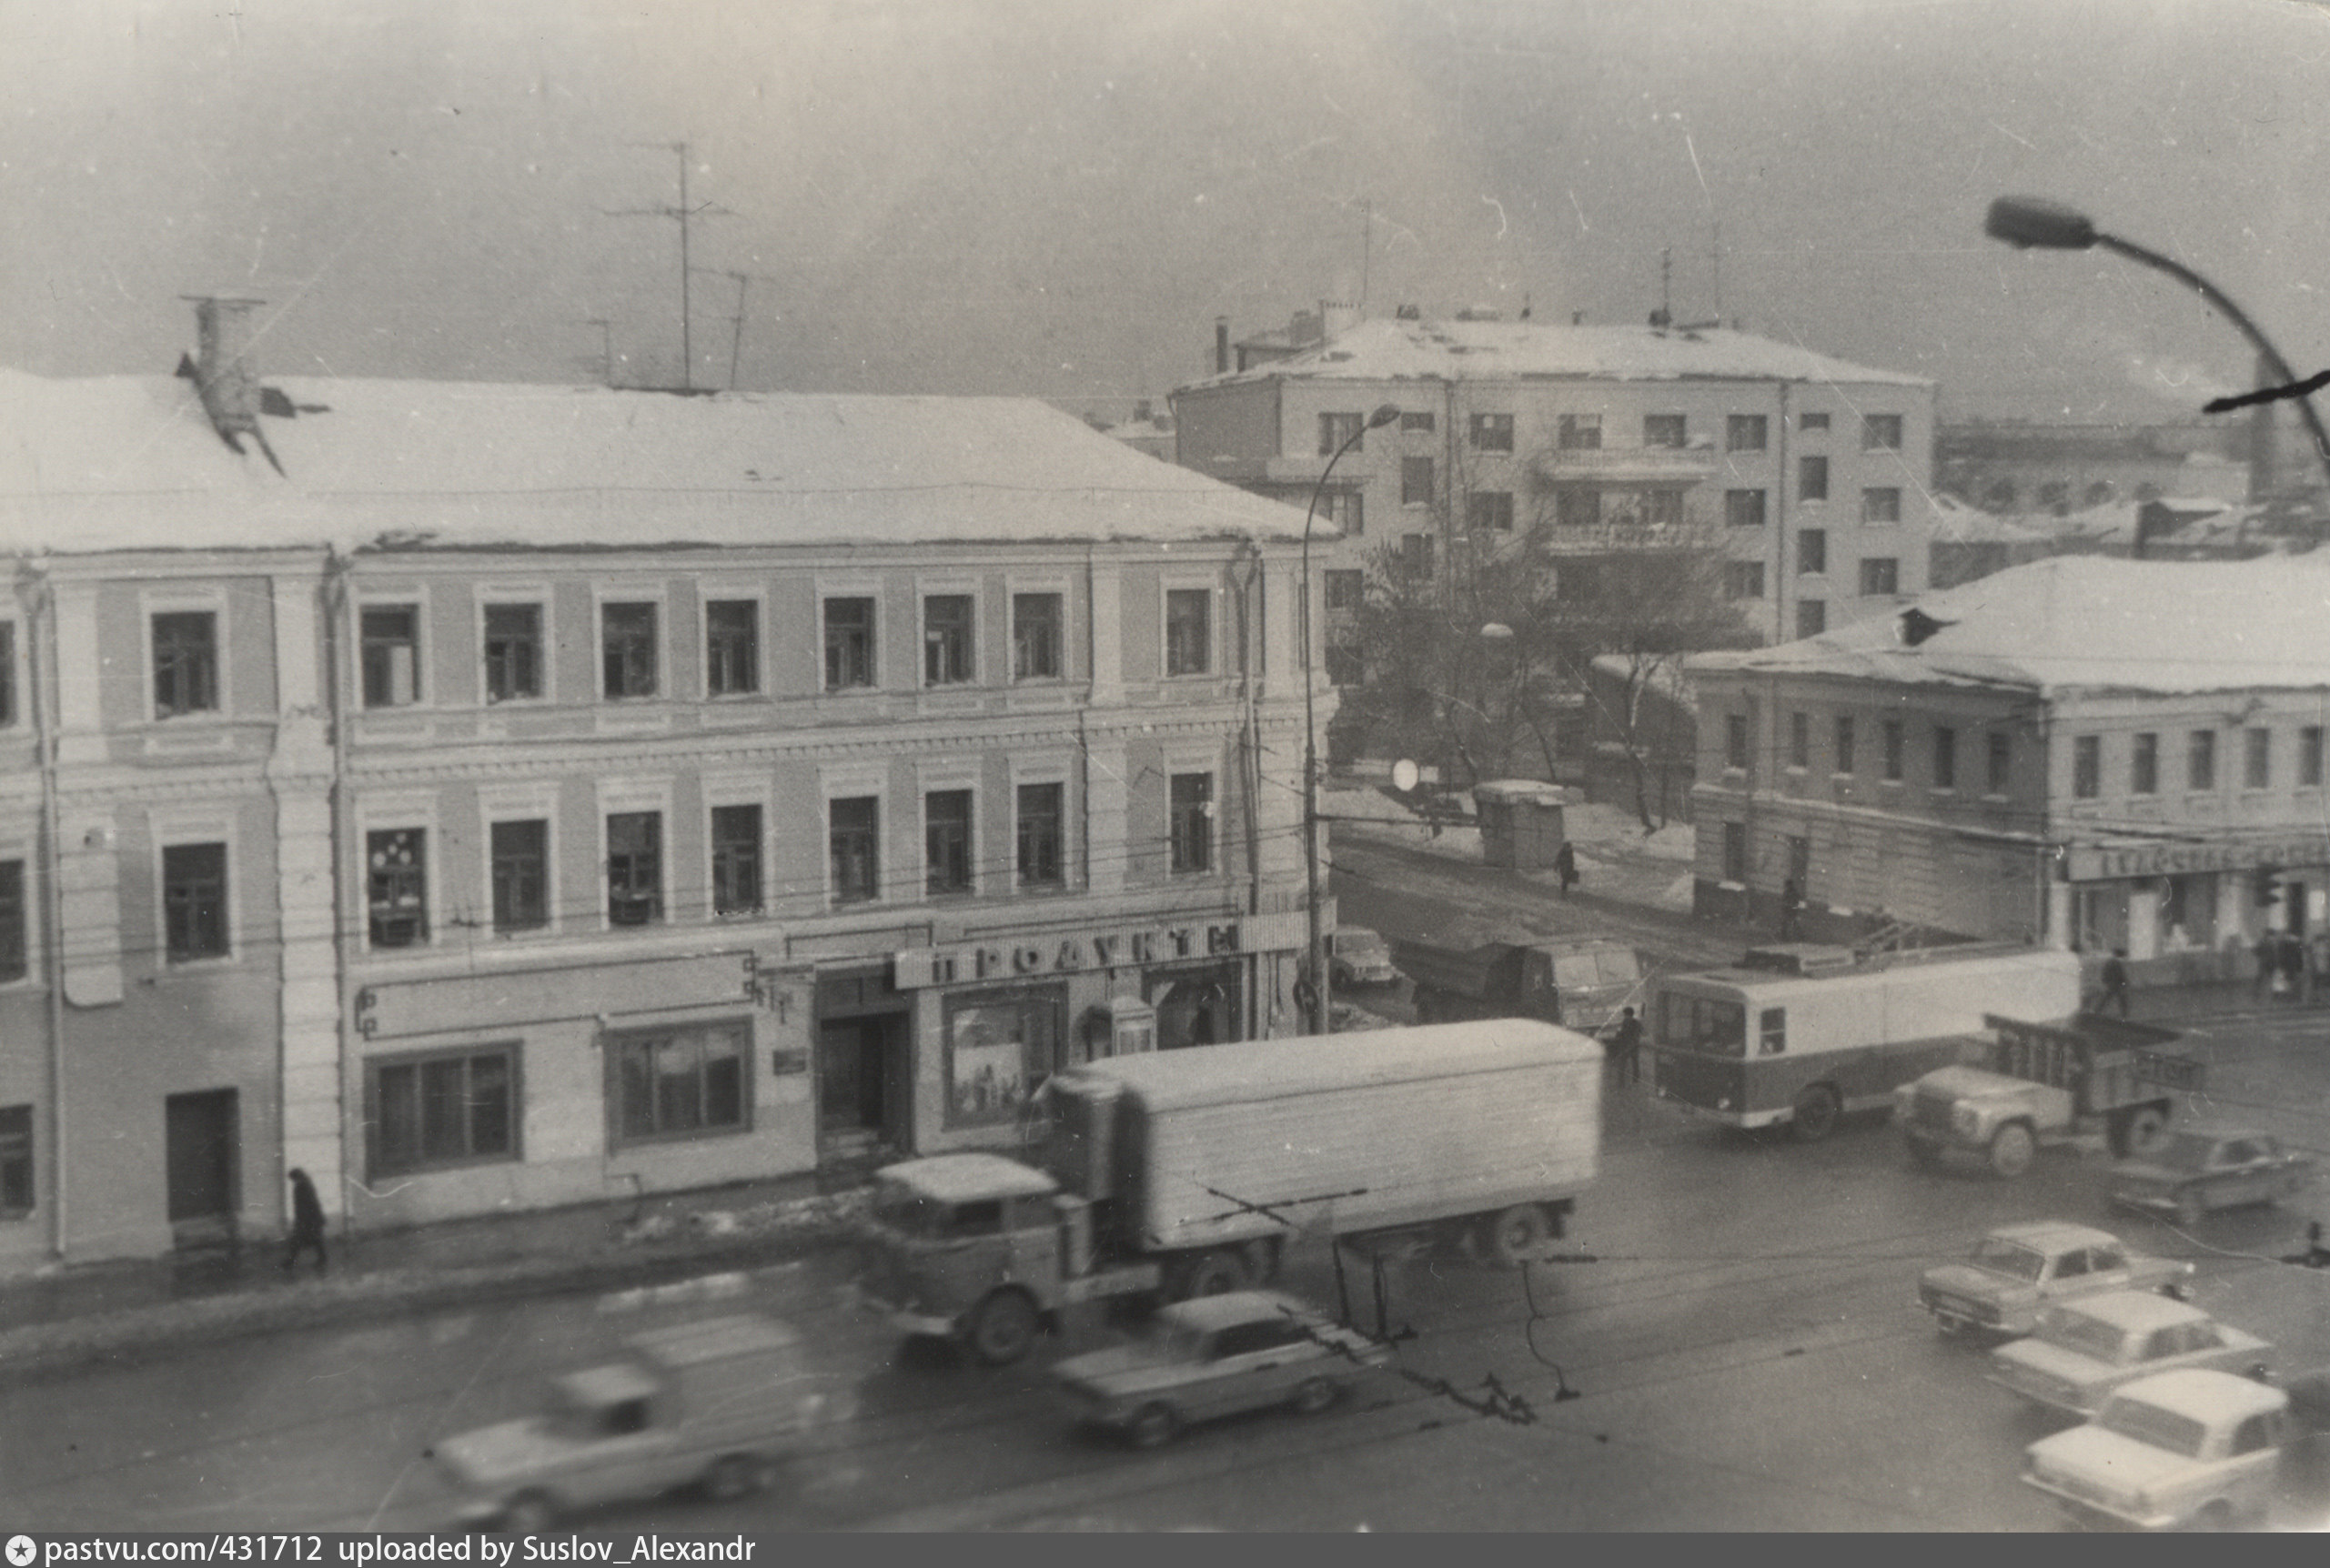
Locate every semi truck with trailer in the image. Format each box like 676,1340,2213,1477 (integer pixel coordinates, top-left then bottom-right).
856,1019,1604,1364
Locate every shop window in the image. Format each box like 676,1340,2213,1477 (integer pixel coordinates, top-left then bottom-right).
1799,455,1829,502
823,598,876,689
600,602,658,699
705,599,759,697
1726,489,1767,528
2188,729,2216,790
1727,415,1768,453
490,819,550,933
923,595,974,686
2133,732,2159,795
2245,727,2271,789
1833,716,1855,776
368,1046,516,1177
360,606,422,709
2303,726,2325,788
2073,736,2101,799
1146,961,1241,1052
610,1021,748,1145
830,797,880,904
1558,413,1602,450
944,986,1064,1128
924,789,973,897
1165,589,1211,676
605,811,663,927
1401,456,1434,506
0,859,23,982
1932,726,1957,791
711,804,762,916
152,610,219,719
1469,412,1515,452
163,841,229,962
0,1104,28,1214
1644,414,1687,449
483,604,542,702
1169,772,1214,874
1017,782,1064,888
366,829,428,949
1013,593,1063,681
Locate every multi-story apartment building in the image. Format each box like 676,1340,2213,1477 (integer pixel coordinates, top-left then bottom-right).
0,303,1325,1269
1171,314,1942,658
1686,555,2330,983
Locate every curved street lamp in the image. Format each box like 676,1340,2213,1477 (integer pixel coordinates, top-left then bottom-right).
1983,196,2330,501
1300,401,1400,1035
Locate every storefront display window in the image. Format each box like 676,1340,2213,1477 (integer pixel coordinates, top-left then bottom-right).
1145,960,1242,1051
944,985,1064,1129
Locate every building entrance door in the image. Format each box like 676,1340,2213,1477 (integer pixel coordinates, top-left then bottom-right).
164,1088,239,1246
816,966,912,1161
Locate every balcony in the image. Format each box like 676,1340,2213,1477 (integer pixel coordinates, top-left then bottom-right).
1529,445,1717,487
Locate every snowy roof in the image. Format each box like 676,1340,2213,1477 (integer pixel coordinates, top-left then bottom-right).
0,368,1312,556
1926,496,2057,546
1688,554,2330,697
1178,317,1931,392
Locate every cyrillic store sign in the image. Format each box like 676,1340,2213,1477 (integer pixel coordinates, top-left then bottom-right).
2065,837,2330,882
893,910,1305,990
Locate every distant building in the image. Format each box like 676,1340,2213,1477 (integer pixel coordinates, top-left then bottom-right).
1085,398,1175,462
1936,420,2249,515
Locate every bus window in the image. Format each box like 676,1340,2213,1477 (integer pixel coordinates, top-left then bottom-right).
1598,950,1641,986
1554,955,1601,991
1758,1008,1787,1055
1659,993,1746,1055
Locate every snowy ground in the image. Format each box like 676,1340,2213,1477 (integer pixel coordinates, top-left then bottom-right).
1321,783,1698,913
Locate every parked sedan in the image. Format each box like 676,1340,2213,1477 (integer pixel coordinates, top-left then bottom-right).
1052,1291,1391,1449
1989,1291,2273,1418
1328,928,1397,989
1917,1221,2191,1341
2110,1127,2315,1229
2023,1368,2297,1531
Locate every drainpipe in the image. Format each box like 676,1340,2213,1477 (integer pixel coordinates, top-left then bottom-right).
1775,383,1791,642
23,561,66,1260
323,550,355,1240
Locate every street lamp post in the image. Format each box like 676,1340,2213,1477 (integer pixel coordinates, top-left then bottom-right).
1300,402,1400,1035
1983,196,2330,501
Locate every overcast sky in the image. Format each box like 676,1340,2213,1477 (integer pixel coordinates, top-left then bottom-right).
5,0,2326,425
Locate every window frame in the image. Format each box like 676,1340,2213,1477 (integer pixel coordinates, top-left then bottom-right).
702,594,763,699
1468,412,1515,453
2244,726,2272,790
1833,716,1855,777
0,1102,30,1215
607,1019,752,1149
2133,731,2160,796
1799,411,1831,434
485,809,556,938
1862,413,1904,451
1015,778,1067,890
1859,557,1900,596
366,1042,520,1180
1168,770,1216,876
922,592,977,688
1400,455,1435,507
1932,726,1958,792
1164,585,1214,678
146,600,225,721
2301,725,2325,789
1788,711,1809,771
1725,488,1768,528
602,807,666,929
1725,561,1766,600
2073,735,2102,800
1799,454,1829,502
157,836,233,965
1643,413,1687,450
1882,719,1905,782
1553,488,1599,530
598,598,662,701
708,799,765,919
828,793,883,906
1317,411,1365,456
0,858,27,985
479,597,548,706
1987,729,2012,796
1469,489,1518,532
1795,599,1826,638
923,787,976,899
1011,590,1064,683
358,599,427,710
1557,412,1603,451
1861,487,1903,526
2188,729,2217,792
363,823,433,951
1798,528,1828,576
821,592,880,692
1726,414,1770,453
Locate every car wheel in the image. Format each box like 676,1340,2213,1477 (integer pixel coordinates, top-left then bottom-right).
1790,1085,1841,1142
1482,1203,1551,1267
500,1492,559,1536
2176,1191,2206,1230
967,1288,1043,1366
1987,1121,2036,1179
1126,1402,1180,1450
1291,1376,1340,1416
2118,1103,2172,1159
1173,1247,1251,1300
701,1454,768,1503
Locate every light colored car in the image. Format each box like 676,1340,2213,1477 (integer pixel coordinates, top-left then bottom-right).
2023,1368,2295,1531
1051,1290,1391,1449
1917,1221,2191,1340
1329,928,1397,989
2111,1126,2315,1229
1989,1291,2273,1418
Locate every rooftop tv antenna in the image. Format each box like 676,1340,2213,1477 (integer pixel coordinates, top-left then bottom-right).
692,267,781,390
605,142,733,390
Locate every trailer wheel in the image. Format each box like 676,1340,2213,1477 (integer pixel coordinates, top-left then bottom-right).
966,1288,1043,1366
1987,1121,2036,1179
2112,1103,2171,1159
1171,1247,1252,1300
1481,1203,1551,1267
1790,1085,1841,1143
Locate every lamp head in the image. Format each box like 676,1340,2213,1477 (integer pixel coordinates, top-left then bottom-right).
1984,196,2098,251
1367,403,1402,428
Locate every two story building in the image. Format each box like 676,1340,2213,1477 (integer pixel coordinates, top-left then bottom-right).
0,302,1326,1269
1686,555,2330,981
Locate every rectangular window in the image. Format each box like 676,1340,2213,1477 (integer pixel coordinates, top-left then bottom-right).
1932,727,1957,791
0,622,14,729
2133,732,2160,796
1169,772,1214,874
1558,413,1602,450
1859,558,1900,596
1988,730,2011,794
1643,414,1687,449
1469,412,1515,452
163,841,229,961
0,1104,29,1214
1721,821,1747,883
600,602,658,699
2245,727,2271,789
1643,489,1684,528
1795,599,1826,638
705,599,759,697
1318,411,1365,456
1800,411,1831,433
1319,490,1364,537
366,828,428,949
2303,726,2325,788
611,1021,748,1145
711,804,762,916
1398,410,1435,433
1468,490,1517,532
1862,487,1903,525
370,1047,516,1177
830,797,880,904
823,598,876,690
1017,782,1064,889
0,859,24,982
489,819,550,934
1799,455,1829,502
923,595,974,686
925,789,973,897
1789,711,1809,769
2073,736,2102,799
1165,588,1212,676
2189,729,2216,790
1834,717,1855,775
1862,413,1903,450
1725,561,1766,600
1883,719,1904,781
1726,489,1768,528
1726,414,1769,452
1725,712,1750,770
1324,569,1365,611
1012,592,1063,681
152,610,219,719
605,811,662,927
1400,533,1435,577
1798,529,1828,575
483,604,542,703
360,606,422,709
1554,489,1599,529
1401,456,1435,506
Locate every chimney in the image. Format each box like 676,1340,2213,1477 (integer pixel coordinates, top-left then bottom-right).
1215,317,1229,376
192,297,263,428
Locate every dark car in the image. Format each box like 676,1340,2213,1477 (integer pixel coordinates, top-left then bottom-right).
2111,1128,2315,1229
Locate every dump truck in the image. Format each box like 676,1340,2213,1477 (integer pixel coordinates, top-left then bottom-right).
431,1314,825,1533
1896,1011,2201,1177
1393,932,1645,1034
856,1019,1604,1365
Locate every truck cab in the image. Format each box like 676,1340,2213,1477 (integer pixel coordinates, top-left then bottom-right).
861,1153,1074,1361
1897,1013,2192,1177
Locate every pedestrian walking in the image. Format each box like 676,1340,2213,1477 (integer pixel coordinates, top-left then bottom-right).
283,1167,328,1275
2098,949,2131,1019
2278,930,2305,1001
1607,1006,1644,1087
2255,930,2278,1000
1779,878,1806,941
1554,840,1579,899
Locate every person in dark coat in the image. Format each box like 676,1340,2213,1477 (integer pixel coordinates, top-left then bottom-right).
2279,930,2306,1001
1779,878,1806,940
1554,841,1579,898
283,1167,328,1275
1606,1006,1644,1086
2098,950,2131,1019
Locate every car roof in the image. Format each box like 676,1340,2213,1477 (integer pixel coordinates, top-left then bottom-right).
630,1312,801,1368
1986,1221,2124,1251
2053,1290,2212,1331
1155,1290,1323,1333
876,1151,1060,1201
2107,1368,2289,1422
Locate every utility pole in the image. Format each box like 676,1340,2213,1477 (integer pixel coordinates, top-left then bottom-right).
605,142,732,390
